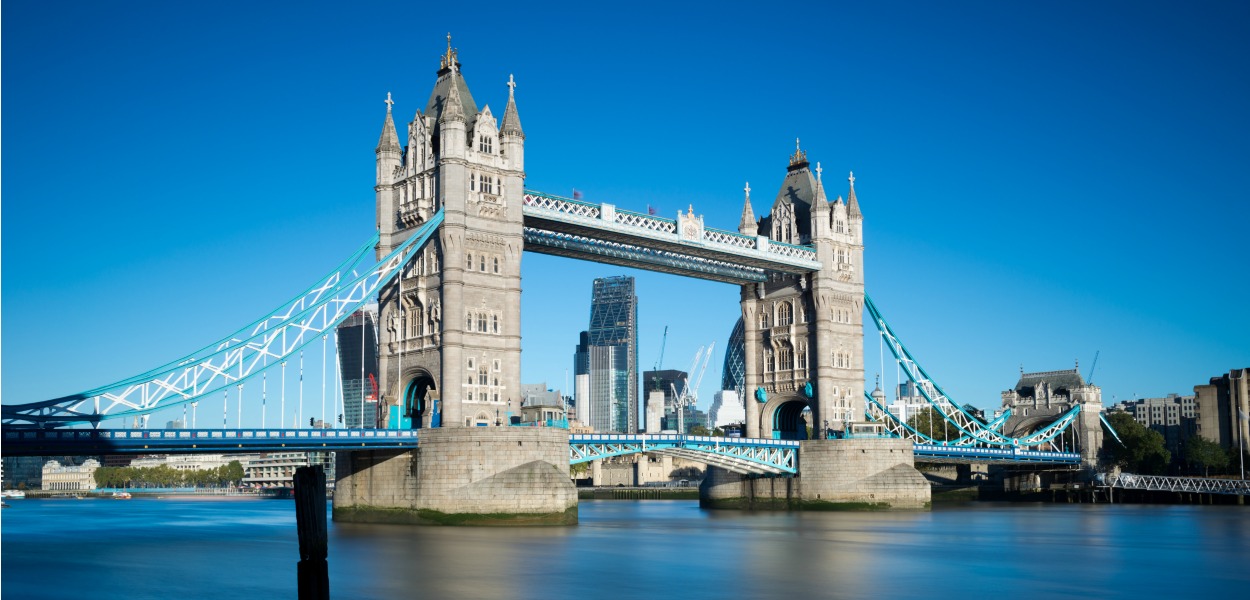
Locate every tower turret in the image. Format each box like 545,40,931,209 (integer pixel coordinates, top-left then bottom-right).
810,163,831,240
376,92,401,186
501,74,525,171
738,182,756,235
438,66,467,159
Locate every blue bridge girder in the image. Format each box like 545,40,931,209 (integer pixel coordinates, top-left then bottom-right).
570,433,800,476
1,428,420,456
521,191,821,284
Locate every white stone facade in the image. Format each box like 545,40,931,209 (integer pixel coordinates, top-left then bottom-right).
41,459,101,491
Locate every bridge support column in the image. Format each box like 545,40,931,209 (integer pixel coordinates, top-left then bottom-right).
700,438,929,510
333,428,577,525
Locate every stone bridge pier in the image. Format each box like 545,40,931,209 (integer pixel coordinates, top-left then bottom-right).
334,428,577,525
701,438,930,510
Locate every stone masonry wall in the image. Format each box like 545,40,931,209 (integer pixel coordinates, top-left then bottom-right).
701,438,930,509
335,427,577,524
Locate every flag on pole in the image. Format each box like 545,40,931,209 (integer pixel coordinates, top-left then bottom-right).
572,189,583,200
647,205,657,215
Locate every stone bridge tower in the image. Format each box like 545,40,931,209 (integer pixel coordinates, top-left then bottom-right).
738,144,865,439
373,39,525,430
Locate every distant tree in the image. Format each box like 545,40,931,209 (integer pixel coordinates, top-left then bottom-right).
1183,436,1229,476
689,425,711,436
1103,412,1170,475
569,462,589,478
712,427,725,437
907,407,956,442
221,461,244,486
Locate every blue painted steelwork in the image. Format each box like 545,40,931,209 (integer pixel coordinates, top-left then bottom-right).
569,433,799,475
1,427,420,456
913,444,1080,465
863,294,1082,450
3,211,445,428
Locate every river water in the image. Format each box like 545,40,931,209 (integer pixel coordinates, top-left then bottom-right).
2,497,1246,599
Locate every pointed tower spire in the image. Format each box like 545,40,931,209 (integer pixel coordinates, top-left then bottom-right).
501,74,524,137
376,92,401,152
813,162,830,210
738,182,756,235
847,170,862,218
440,66,465,123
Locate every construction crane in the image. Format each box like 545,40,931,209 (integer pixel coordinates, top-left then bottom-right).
672,342,715,433
651,326,668,391
1086,350,1100,384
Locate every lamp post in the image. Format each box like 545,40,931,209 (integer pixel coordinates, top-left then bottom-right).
495,408,501,427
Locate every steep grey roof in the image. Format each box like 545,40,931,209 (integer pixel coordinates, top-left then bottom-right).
426,70,478,129
1014,369,1086,396
759,164,817,239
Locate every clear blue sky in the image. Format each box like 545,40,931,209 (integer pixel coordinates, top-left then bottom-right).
3,1,1247,427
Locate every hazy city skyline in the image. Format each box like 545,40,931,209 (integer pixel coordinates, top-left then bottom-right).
3,2,1247,424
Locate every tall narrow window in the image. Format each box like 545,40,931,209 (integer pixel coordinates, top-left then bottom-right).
479,365,489,385
466,253,473,270
765,349,775,372
493,257,500,273
478,313,487,332
760,311,770,329
466,313,474,330
480,256,486,272
778,302,793,326
470,172,476,191
491,314,499,334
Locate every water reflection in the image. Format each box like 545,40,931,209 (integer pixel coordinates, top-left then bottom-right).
2,498,1247,600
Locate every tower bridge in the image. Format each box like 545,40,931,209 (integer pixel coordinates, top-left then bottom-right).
1,39,1097,522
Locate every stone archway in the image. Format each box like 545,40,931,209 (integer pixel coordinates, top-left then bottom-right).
761,396,813,440
401,369,437,429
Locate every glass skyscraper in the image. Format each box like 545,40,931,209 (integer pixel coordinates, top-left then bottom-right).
578,276,639,433
336,305,379,429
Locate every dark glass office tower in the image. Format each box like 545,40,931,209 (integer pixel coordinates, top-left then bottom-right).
585,276,638,433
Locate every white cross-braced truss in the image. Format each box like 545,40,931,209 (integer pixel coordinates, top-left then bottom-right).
3,211,445,428
569,434,798,476
1099,473,1250,496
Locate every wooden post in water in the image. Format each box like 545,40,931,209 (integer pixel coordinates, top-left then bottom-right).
294,465,329,600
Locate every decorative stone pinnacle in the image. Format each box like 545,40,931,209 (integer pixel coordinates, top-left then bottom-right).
796,137,800,151
384,92,394,112
849,170,855,186
744,182,751,199
507,74,516,96
816,162,823,182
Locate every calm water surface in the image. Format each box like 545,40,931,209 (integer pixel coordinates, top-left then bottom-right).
2,497,1246,599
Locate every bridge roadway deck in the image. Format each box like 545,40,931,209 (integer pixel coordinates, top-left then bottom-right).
2,428,1081,468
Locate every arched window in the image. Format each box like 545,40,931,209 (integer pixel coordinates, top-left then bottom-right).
778,302,793,326
478,313,488,332
759,310,770,329
493,257,500,273
491,314,499,334
466,253,473,270
480,256,486,272
470,172,477,191
479,365,489,385
798,343,808,369
466,312,473,330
